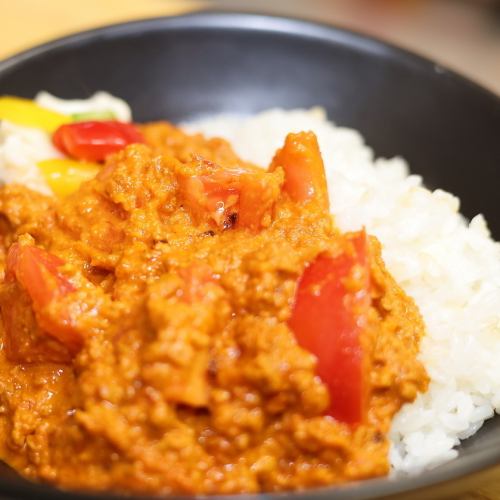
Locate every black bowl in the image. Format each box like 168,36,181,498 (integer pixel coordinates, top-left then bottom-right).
0,11,499,500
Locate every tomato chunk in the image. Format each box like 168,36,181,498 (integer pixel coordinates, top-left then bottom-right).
288,231,370,425
179,168,240,227
4,242,81,352
177,159,283,230
6,243,75,304
53,121,144,162
270,131,329,210
238,171,282,229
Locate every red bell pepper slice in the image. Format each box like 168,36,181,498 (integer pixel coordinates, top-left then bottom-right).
53,120,144,162
288,230,370,425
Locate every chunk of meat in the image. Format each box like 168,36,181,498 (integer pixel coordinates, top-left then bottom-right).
141,121,249,167
177,264,216,303
144,264,228,408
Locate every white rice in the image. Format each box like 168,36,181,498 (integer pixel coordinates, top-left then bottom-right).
184,108,500,473
2,101,499,473
0,120,58,195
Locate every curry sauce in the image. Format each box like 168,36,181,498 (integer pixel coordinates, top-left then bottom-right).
0,123,428,494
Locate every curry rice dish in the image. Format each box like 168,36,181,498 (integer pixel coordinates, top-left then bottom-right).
0,94,498,495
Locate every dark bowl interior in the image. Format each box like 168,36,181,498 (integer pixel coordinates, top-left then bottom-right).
0,11,499,500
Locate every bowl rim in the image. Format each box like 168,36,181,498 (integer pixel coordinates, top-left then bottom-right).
0,9,498,104
0,9,499,500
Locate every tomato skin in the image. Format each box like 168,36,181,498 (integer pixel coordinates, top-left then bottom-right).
6,243,74,305
5,242,81,351
238,171,282,230
288,231,370,425
53,121,144,162
177,160,283,230
270,131,329,210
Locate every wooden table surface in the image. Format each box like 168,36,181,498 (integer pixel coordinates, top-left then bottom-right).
2,1,499,498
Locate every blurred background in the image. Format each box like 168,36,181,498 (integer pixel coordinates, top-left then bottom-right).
2,0,500,95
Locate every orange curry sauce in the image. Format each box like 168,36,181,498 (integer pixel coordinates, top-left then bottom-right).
0,123,428,494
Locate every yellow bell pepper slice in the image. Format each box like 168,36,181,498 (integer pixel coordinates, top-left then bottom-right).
37,159,100,197
0,96,69,133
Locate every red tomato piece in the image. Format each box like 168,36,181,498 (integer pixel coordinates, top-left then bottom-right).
6,243,74,305
178,169,240,227
53,121,144,162
5,242,81,351
288,230,370,425
269,131,329,210
177,160,283,230
238,171,282,230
